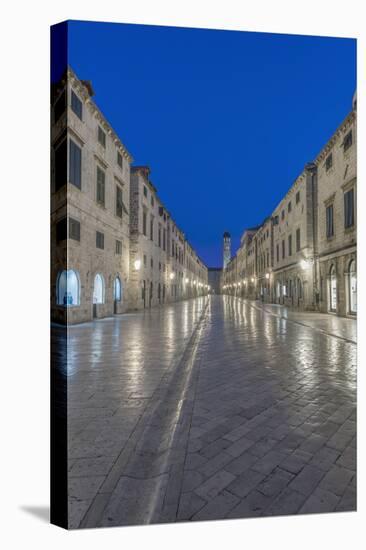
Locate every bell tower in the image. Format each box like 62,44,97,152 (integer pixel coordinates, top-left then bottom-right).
223,232,231,269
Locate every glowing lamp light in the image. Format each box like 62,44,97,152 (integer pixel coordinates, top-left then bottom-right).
265,273,270,280
185,278,189,284
170,272,175,280
300,259,308,270
134,259,141,271
251,277,255,283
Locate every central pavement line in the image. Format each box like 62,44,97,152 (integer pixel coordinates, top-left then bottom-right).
79,298,209,529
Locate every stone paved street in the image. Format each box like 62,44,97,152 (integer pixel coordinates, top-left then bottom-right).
64,295,356,528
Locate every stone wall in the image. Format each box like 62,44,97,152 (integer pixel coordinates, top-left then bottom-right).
222,99,357,318
51,69,208,324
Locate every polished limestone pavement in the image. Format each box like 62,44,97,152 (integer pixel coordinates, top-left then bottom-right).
64,295,356,528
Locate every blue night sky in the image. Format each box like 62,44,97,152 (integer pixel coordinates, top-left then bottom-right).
66,20,356,267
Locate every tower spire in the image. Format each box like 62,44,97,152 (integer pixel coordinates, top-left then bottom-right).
223,232,231,269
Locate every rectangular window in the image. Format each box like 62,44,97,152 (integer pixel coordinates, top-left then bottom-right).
288,201,292,213
142,210,147,236
69,217,80,241
151,258,153,268
296,228,300,252
151,196,154,207
326,204,334,238
282,240,285,259
325,153,333,171
163,228,166,251
56,218,67,243
143,186,148,198
343,130,353,152
158,224,162,247
296,191,300,204
98,126,106,147
276,244,279,263
288,234,292,256
69,139,82,189
281,209,285,220
115,239,122,255
96,166,105,206
54,90,66,122
71,91,82,120
54,139,67,191
56,217,80,242
116,185,123,218
96,231,104,249
117,151,123,168
143,254,147,267
344,189,355,228
150,216,154,241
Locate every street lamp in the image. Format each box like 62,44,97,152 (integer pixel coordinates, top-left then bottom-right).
185,278,189,284
134,259,141,271
170,272,175,280
265,273,270,280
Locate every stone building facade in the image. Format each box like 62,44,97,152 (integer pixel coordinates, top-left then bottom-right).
222,95,357,318
254,218,273,302
51,68,132,324
128,166,208,310
208,268,222,294
271,164,318,310
51,68,208,324
315,101,357,317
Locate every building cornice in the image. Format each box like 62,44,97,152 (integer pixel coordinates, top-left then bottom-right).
314,110,356,165
67,66,134,163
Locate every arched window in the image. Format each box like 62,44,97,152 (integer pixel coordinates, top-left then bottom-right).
93,273,105,304
329,265,337,312
348,260,357,313
114,276,122,302
56,269,80,306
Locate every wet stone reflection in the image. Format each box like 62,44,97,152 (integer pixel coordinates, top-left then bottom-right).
65,295,356,528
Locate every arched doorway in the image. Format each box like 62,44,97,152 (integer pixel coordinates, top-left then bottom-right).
348,260,357,314
56,269,80,306
113,276,122,313
296,277,303,307
329,265,337,312
93,273,105,317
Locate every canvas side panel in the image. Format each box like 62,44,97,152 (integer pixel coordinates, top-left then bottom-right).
50,20,68,530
